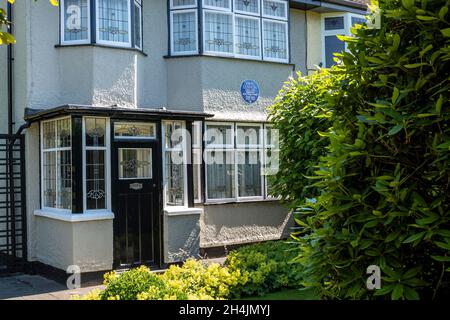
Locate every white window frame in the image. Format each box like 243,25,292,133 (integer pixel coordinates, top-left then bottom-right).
170,9,199,56
262,0,288,21
96,0,132,48
82,117,111,213
234,14,262,60
134,0,143,50
192,121,203,203
204,122,268,203
233,0,260,17
202,0,232,12
203,9,235,57
321,12,366,68
204,122,234,149
262,19,289,63
235,123,264,201
162,120,189,208
262,123,279,199
114,121,157,140
40,116,73,213
170,0,198,10
60,0,92,45
118,148,153,180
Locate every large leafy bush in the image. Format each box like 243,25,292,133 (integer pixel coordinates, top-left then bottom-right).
225,241,304,296
269,0,450,300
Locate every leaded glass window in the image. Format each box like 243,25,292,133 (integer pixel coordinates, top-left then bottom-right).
114,122,156,138
204,11,234,54
192,121,202,203
97,0,131,46
84,117,108,210
237,150,262,198
119,148,152,179
172,10,198,54
62,0,90,43
262,0,287,20
203,0,232,11
171,0,197,8
235,16,261,58
325,16,345,31
234,0,259,15
134,0,142,49
206,150,235,200
164,121,186,206
262,20,288,61
41,118,72,210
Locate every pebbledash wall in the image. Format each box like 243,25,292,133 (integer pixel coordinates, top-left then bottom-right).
0,0,364,273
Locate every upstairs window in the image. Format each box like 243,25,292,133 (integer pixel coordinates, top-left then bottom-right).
61,0,91,44
60,0,143,49
170,0,199,55
322,13,366,68
168,0,289,62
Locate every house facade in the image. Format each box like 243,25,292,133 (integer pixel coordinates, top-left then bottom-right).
0,0,368,275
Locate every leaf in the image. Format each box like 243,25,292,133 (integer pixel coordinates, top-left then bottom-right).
403,267,421,279
441,28,450,37
436,95,443,116
416,215,439,225
391,284,404,300
402,0,415,10
392,87,400,104
404,286,420,300
403,232,426,244
431,255,450,262
388,125,403,136
404,63,428,68
416,15,437,21
439,7,449,19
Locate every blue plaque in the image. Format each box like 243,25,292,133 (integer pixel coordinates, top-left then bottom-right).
240,80,260,104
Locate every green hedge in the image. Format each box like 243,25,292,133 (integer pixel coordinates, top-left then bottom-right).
225,241,304,297
269,0,450,300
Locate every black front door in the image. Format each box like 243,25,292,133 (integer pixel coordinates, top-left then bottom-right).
112,139,161,268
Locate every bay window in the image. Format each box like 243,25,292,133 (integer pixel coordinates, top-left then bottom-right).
169,0,289,62
41,118,72,210
204,122,276,202
60,0,143,49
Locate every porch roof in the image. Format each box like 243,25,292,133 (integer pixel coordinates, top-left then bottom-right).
24,105,214,122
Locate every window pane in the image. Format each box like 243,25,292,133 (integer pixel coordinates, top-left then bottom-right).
351,16,366,26
204,0,231,10
265,126,279,148
206,151,235,199
85,118,106,147
114,122,155,138
205,124,233,147
204,12,233,54
98,0,130,44
86,149,106,209
172,11,197,53
57,118,71,148
263,20,287,60
119,148,152,179
43,152,56,208
57,150,72,209
235,16,260,57
324,16,344,30
63,0,89,42
263,0,287,19
172,0,196,7
134,2,142,48
234,0,259,14
165,150,185,205
193,149,202,202
43,121,56,149
325,35,345,67
237,151,261,197
236,125,260,147
165,121,184,149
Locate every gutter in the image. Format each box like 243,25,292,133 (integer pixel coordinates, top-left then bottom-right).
7,1,13,135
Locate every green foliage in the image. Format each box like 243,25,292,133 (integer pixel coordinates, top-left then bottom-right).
225,241,304,297
269,0,450,300
100,266,165,300
80,259,246,300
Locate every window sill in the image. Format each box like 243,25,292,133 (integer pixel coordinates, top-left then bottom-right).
164,206,203,216
202,198,281,206
34,209,115,222
55,43,148,57
164,53,295,67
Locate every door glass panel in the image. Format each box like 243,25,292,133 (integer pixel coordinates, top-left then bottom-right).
119,148,152,179
114,122,156,138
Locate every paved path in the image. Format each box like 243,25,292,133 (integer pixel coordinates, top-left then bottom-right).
0,274,103,300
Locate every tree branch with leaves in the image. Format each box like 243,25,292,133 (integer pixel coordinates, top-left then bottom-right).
0,0,59,45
